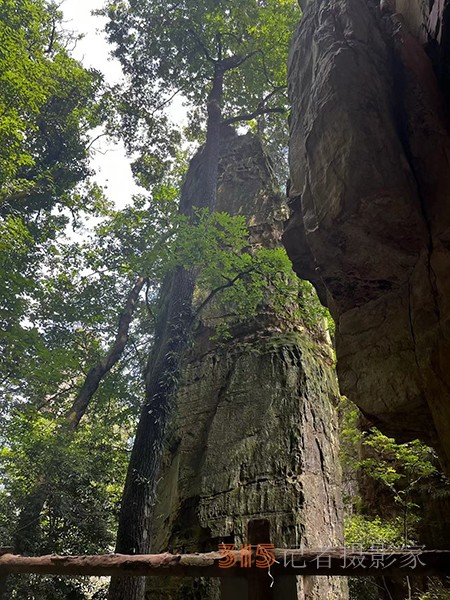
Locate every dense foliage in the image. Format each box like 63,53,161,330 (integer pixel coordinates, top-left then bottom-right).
340,397,450,600
0,2,352,600
0,0,111,421
0,1,136,597
340,397,442,546
0,0,107,285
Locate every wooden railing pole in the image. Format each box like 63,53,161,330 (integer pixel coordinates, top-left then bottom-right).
0,547,13,600
0,548,449,578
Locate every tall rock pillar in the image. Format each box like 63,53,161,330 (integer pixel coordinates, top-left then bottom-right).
146,132,347,599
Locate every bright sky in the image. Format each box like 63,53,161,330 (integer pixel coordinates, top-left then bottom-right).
61,0,143,209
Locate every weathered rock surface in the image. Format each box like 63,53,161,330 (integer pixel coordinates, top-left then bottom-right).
284,0,450,470
146,134,347,599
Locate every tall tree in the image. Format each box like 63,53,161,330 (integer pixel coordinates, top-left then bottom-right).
0,2,138,596
101,1,300,598
0,0,105,216
0,226,150,598
100,0,297,184
0,0,108,369
11,275,146,556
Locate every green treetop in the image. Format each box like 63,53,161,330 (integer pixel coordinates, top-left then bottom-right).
100,0,300,177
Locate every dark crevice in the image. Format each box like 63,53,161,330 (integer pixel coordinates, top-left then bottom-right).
388,24,442,328
315,437,326,474
425,3,450,104
194,355,237,475
407,280,424,377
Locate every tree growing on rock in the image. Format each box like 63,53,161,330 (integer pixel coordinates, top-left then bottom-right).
100,1,300,598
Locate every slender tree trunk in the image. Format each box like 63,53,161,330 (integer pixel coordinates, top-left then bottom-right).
10,276,146,558
66,275,147,430
108,65,225,600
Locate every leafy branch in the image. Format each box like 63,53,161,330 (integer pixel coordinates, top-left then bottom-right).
193,269,255,317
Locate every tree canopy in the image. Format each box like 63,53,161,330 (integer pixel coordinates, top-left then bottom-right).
0,0,109,380
0,0,106,214
100,0,300,179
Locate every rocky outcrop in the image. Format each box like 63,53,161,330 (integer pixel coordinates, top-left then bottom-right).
284,0,450,471
146,134,347,599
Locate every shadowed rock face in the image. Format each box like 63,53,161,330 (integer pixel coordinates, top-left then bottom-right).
284,0,450,469
146,134,347,599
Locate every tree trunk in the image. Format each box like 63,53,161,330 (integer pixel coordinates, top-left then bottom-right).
9,276,146,561
66,275,147,430
108,65,225,600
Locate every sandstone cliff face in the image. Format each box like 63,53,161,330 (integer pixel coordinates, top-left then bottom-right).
284,0,450,470
147,134,347,599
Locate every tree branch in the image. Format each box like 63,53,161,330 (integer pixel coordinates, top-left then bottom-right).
45,21,56,55
86,132,109,151
258,49,278,89
150,86,184,116
219,49,259,72
257,85,287,107
187,29,217,63
222,85,286,125
194,270,254,317
222,106,286,126
0,548,446,578
66,275,147,429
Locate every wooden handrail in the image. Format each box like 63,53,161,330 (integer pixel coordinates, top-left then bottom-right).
0,548,449,578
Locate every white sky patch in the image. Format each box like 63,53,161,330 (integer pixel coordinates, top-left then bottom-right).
61,0,143,209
